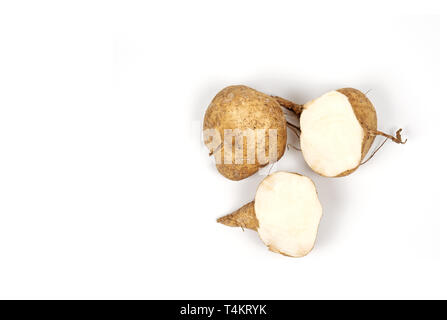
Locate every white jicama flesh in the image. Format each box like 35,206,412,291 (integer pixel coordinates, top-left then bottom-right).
255,172,322,257
300,91,364,177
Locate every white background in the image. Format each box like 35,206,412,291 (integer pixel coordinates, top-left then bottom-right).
0,1,445,299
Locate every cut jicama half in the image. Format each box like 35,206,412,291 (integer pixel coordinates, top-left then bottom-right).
217,171,322,257
274,88,406,177
300,89,371,177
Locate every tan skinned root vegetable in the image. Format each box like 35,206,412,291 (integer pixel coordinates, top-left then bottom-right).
203,85,287,181
274,88,407,177
218,171,323,257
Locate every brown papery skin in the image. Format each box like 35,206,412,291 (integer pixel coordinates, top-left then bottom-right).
217,201,258,230
203,85,287,180
335,88,378,177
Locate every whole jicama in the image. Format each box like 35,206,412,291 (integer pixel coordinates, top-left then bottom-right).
203,85,289,181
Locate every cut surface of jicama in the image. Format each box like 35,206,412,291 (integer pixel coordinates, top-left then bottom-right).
255,171,322,257
300,91,365,177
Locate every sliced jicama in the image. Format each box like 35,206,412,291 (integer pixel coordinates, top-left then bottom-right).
218,171,322,257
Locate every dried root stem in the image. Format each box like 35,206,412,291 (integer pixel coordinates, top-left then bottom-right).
361,128,407,165
272,96,303,117
369,128,407,144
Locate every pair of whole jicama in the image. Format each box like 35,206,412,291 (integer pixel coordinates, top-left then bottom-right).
203,85,406,257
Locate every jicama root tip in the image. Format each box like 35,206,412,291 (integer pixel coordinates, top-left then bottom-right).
217,201,258,231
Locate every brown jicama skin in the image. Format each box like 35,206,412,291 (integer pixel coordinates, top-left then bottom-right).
203,85,287,181
217,201,257,230
273,88,406,177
